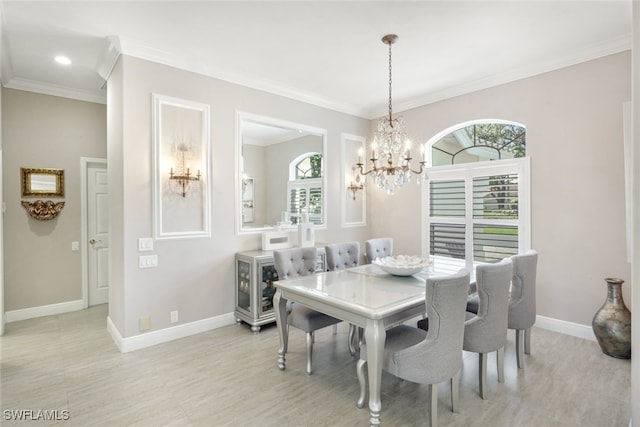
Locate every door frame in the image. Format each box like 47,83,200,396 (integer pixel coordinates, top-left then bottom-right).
81,157,108,308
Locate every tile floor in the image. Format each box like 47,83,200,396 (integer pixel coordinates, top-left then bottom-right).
0,304,631,426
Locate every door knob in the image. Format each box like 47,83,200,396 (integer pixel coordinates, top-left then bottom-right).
89,239,96,244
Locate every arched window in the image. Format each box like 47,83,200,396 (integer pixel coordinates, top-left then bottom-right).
289,152,322,180
431,121,526,166
424,120,530,274
287,152,323,224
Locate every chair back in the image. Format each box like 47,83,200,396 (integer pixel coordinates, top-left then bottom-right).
463,257,513,353
325,242,360,271
508,250,538,330
391,268,470,385
273,247,318,280
364,238,393,263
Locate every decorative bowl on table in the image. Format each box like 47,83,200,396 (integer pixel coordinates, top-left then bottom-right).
372,255,431,276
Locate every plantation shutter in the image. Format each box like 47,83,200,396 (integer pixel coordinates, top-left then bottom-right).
287,179,323,225
424,158,529,273
428,179,467,273
472,174,519,263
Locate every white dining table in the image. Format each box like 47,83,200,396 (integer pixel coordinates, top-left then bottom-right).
273,264,432,426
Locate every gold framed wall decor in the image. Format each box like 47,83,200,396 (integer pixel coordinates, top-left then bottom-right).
21,167,65,197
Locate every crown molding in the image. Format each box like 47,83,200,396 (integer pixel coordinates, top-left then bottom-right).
1,7,14,88
3,30,630,117
367,33,633,119
0,44,13,87
3,77,106,104
116,36,367,118
121,32,631,120
96,35,121,85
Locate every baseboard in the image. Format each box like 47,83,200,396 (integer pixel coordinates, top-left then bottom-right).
107,312,237,353
5,301,597,347
106,315,124,352
5,299,84,322
535,314,596,341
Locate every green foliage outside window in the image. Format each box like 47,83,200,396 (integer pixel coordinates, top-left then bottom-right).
295,154,322,179
467,123,526,158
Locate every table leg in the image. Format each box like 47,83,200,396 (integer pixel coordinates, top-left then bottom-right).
274,289,288,370
365,319,385,426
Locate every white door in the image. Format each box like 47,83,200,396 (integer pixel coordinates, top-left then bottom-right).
88,165,109,306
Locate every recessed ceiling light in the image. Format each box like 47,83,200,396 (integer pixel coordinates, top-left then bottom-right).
54,55,71,66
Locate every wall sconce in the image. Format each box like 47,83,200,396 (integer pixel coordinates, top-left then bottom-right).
347,165,364,200
347,181,364,200
169,143,201,197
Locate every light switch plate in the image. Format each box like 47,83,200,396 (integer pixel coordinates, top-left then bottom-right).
139,254,158,268
138,237,154,252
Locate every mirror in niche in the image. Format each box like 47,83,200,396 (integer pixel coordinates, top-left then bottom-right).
238,113,326,232
21,167,65,197
341,134,366,227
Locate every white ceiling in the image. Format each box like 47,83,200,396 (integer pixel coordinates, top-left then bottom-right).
0,1,632,119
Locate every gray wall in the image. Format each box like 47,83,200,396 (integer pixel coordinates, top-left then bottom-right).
2,88,106,311
109,55,370,338
370,51,632,327
631,1,638,422
0,14,4,334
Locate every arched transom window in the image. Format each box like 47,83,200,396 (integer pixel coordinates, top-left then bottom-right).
431,122,526,166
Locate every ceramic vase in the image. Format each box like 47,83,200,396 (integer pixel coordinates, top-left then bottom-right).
592,277,631,359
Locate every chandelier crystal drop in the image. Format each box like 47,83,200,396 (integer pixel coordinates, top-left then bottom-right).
355,34,427,196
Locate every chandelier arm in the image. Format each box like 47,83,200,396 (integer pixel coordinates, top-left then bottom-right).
409,162,427,175
356,163,378,176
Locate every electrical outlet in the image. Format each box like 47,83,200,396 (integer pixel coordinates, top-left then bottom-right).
139,316,151,331
170,311,179,323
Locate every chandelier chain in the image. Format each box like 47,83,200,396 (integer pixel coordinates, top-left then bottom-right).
388,40,393,125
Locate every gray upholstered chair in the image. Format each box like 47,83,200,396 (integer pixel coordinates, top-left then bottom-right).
325,241,360,271
273,247,342,375
462,257,513,399
356,269,470,427
466,250,538,369
325,241,361,355
364,237,393,264
508,250,538,368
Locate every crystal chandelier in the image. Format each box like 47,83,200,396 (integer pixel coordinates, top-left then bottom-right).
355,34,427,195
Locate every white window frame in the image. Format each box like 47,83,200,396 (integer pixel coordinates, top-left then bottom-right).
421,157,531,274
